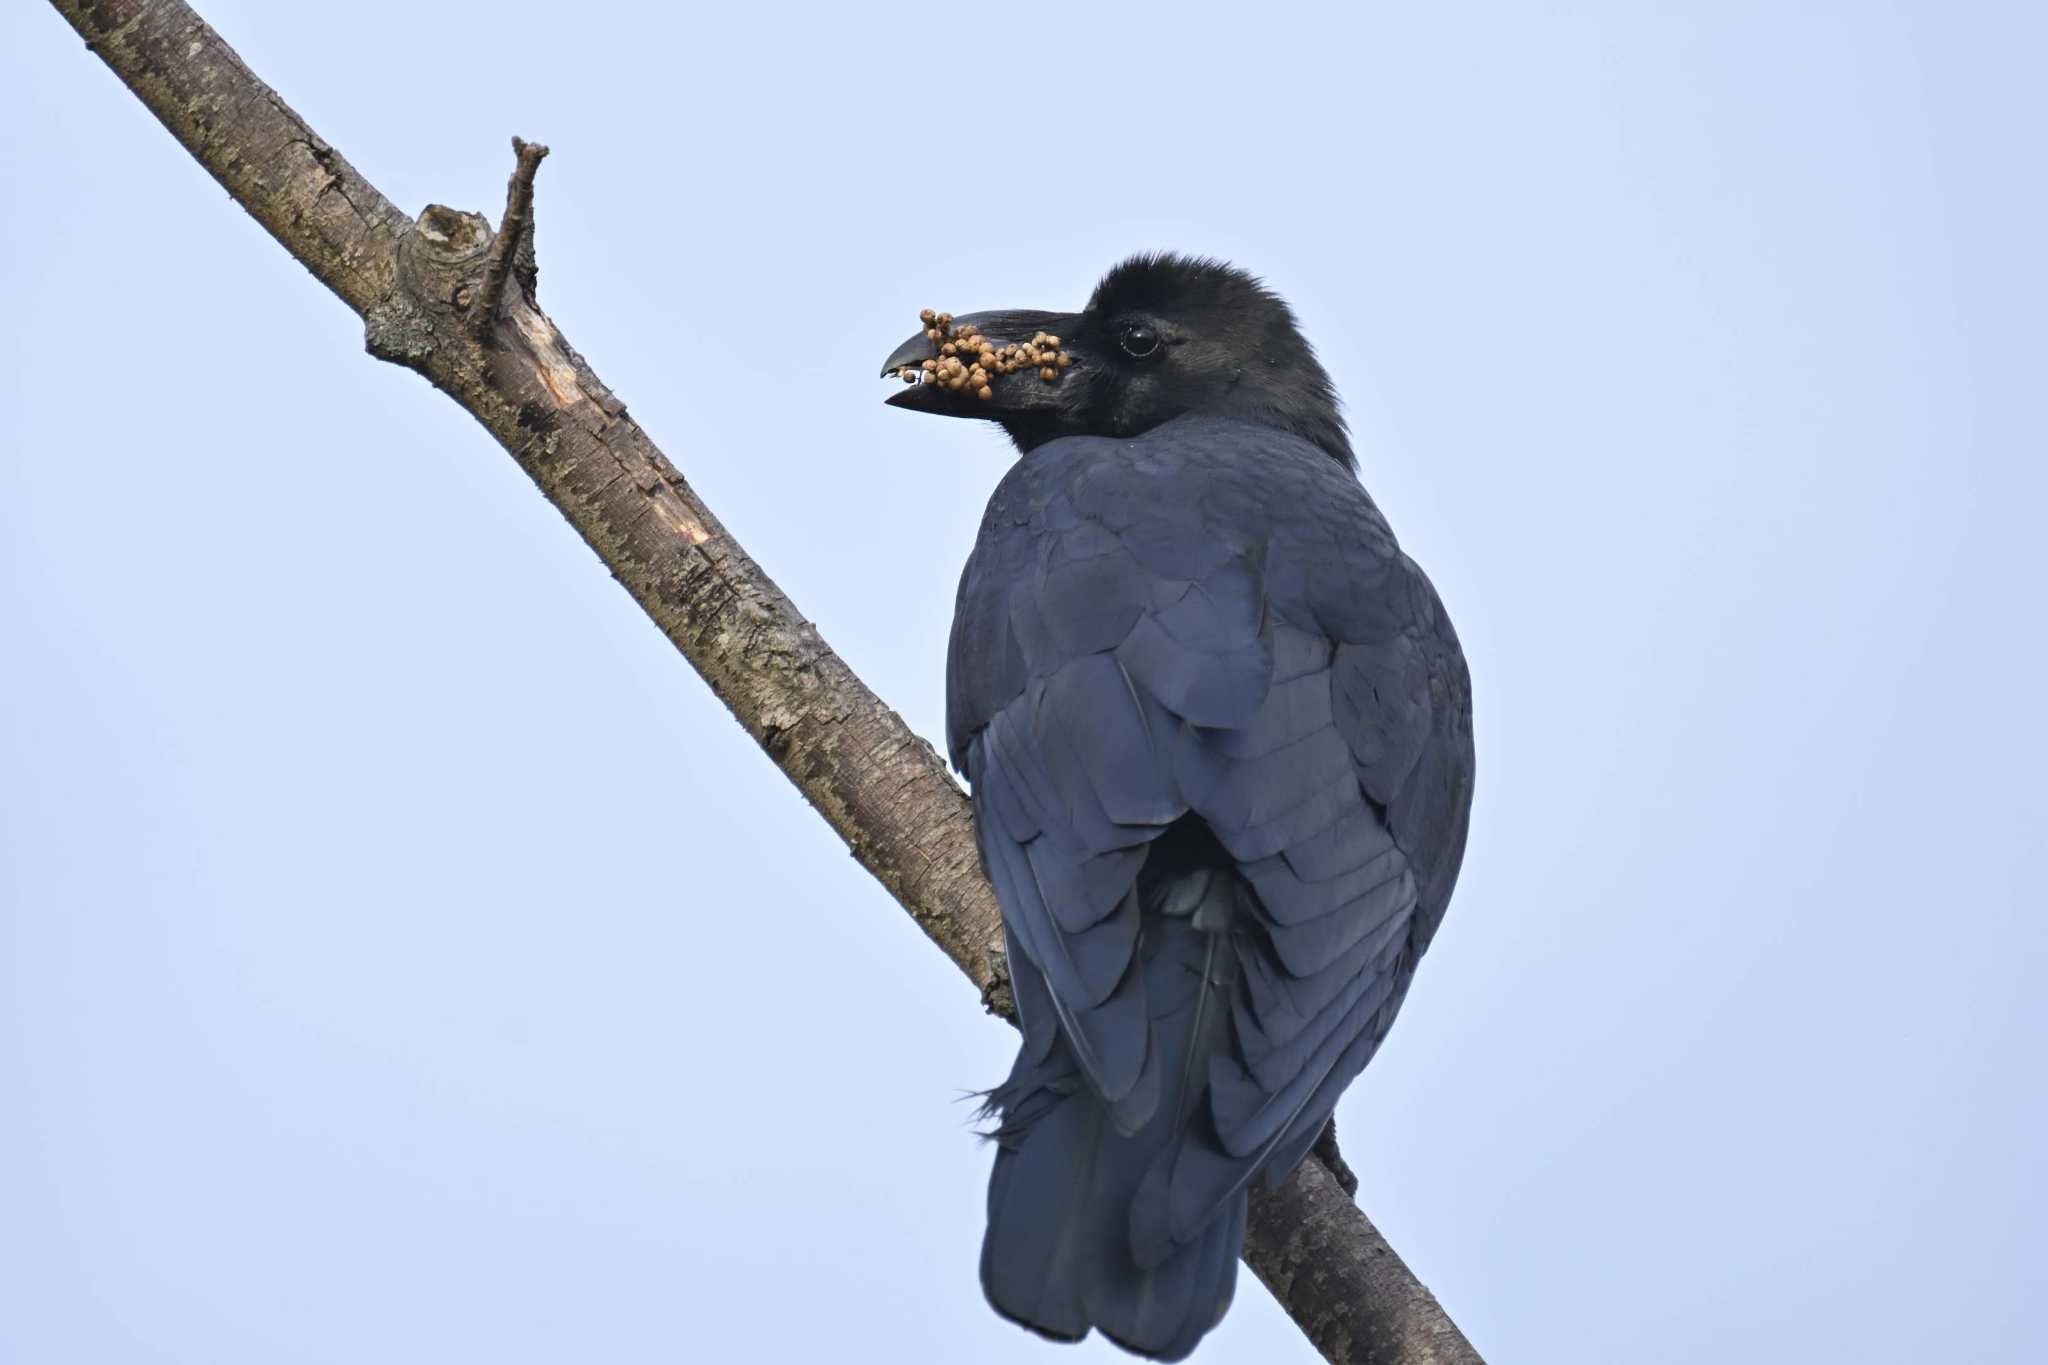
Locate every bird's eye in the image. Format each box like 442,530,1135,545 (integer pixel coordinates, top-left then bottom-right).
1119,323,1162,359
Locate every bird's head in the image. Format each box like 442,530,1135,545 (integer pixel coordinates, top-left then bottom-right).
880,253,1352,467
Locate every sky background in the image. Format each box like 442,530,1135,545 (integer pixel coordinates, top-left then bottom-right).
4,3,2043,1361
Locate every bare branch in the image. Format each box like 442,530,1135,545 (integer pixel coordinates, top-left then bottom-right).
43,3,1484,1361
1248,1150,1479,1363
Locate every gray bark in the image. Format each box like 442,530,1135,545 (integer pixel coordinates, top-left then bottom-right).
43,4,1484,1361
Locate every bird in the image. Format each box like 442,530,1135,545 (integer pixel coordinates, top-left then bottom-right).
879,254,1474,1360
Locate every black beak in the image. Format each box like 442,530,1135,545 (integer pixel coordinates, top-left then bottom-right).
880,309,1084,416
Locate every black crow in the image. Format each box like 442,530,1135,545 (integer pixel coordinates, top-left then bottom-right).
881,255,1474,1359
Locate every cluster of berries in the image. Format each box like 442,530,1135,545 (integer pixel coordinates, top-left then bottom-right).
896,309,1072,400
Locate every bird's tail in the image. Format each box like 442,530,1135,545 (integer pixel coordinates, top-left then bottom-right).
981,859,1247,1362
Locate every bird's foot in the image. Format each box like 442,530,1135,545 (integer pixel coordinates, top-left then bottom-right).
1312,1117,1360,1198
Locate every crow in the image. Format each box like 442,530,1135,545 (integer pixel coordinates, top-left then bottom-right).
880,255,1474,1359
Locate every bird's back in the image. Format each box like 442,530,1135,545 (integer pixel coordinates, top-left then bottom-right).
951,415,1473,1360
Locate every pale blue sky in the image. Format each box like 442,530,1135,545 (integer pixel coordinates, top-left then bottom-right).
4,3,2043,1361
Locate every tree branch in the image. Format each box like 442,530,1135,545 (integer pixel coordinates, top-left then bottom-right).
44,4,1482,1361
471,137,548,341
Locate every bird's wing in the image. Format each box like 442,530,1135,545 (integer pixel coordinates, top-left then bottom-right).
1132,436,1475,1258
950,419,1473,1248
953,430,1264,1108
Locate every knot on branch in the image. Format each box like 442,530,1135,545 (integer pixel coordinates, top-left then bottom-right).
364,138,549,368
979,941,1016,1020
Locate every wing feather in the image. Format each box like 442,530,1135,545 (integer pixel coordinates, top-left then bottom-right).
953,416,1474,1294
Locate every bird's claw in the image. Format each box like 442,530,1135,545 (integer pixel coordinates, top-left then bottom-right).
1312,1118,1360,1198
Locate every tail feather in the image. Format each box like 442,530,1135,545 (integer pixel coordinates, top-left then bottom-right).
981,850,1247,1361
982,1077,1096,1342
982,1077,1243,1362
1090,1177,1245,1361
